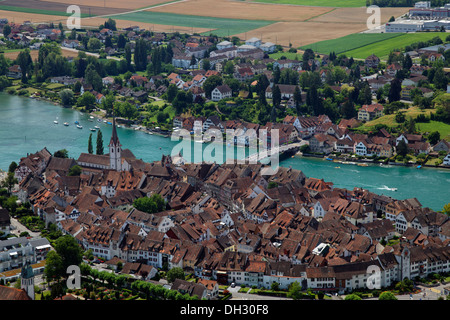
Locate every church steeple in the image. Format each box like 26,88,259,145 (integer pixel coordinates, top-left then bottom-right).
109,117,121,148
21,261,35,300
109,115,122,171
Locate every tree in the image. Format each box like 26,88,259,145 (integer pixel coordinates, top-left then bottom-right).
85,64,103,92
96,130,104,155
124,43,132,70
272,85,281,107
166,267,185,283
134,38,148,71
378,291,397,300
286,281,303,300
44,250,64,282
2,172,17,194
133,193,166,214
88,133,93,154
68,165,82,176
54,235,83,272
59,89,74,106
8,161,17,174
203,74,222,99
16,49,33,83
166,84,178,103
77,92,96,110
54,149,69,158
117,33,127,49
442,203,450,216
396,139,408,157
388,78,401,103
428,131,440,145
87,38,102,51
395,112,406,123
2,24,11,38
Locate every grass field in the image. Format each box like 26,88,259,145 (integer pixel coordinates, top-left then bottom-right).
300,33,402,55
342,32,450,60
248,0,366,7
106,11,275,37
269,51,302,60
417,121,450,141
363,107,450,141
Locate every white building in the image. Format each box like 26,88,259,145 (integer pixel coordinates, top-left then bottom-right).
385,20,424,33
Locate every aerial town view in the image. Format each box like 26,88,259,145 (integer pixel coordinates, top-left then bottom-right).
0,0,449,313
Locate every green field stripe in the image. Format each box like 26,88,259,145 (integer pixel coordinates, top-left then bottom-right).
109,11,274,37
248,0,366,8
0,5,94,18
299,33,403,55
342,32,450,60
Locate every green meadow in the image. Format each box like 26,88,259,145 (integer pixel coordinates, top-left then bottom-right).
300,33,402,55
342,32,450,60
0,5,93,18
249,0,366,7
107,11,275,37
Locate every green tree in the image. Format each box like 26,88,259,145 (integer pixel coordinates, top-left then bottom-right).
77,92,96,110
8,161,18,174
428,131,440,145
68,165,82,176
134,38,148,71
442,203,450,216
203,74,222,99
96,129,104,155
2,24,11,38
378,291,397,300
44,250,64,283
396,139,408,157
59,89,74,107
133,193,166,214
54,235,83,272
87,38,102,51
286,281,303,300
88,133,93,154
2,172,17,194
166,267,185,283
54,149,69,158
272,85,281,108
388,78,401,103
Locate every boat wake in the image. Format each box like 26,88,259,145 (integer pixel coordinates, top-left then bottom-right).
378,185,398,192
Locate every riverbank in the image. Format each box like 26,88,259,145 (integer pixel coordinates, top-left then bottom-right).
300,152,450,171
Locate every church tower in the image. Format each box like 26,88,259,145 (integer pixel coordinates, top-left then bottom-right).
21,261,35,300
109,117,122,171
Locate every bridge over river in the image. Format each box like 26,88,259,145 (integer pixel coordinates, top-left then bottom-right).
243,141,308,163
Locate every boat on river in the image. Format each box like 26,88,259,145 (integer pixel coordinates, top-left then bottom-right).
63,122,69,126
77,125,83,129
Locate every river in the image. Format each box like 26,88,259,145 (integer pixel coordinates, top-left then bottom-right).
0,93,448,211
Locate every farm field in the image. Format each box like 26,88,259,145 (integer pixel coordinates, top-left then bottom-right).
232,21,370,48
342,32,450,60
148,0,334,22
0,0,126,16
300,33,403,55
246,0,366,7
105,11,275,37
40,0,172,10
309,7,410,24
